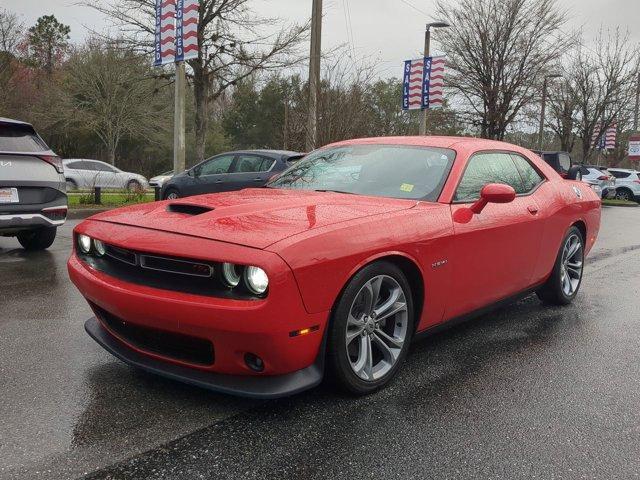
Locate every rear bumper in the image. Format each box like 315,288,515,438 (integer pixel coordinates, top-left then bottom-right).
85,316,324,399
0,206,67,230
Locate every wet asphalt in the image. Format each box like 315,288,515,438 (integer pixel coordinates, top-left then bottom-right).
1,206,639,480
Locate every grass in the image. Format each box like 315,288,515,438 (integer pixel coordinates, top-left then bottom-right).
602,199,639,207
67,191,155,209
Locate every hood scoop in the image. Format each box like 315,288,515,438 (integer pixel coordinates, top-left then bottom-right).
166,203,214,216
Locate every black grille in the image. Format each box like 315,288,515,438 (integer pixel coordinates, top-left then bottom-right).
92,304,214,366
78,242,260,299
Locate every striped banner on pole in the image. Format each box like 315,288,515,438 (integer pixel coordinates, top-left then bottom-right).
154,0,176,66
175,0,199,62
402,56,446,110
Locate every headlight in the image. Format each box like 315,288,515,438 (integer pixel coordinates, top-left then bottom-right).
94,239,106,256
221,262,242,288
78,234,92,253
244,266,269,295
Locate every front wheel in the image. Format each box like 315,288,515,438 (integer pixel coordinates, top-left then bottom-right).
127,180,143,192
17,227,57,251
615,189,633,202
536,226,584,305
327,261,414,395
163,188,180,200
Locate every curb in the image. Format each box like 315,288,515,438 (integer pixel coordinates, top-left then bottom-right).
601,203,639,208
67,208,113,220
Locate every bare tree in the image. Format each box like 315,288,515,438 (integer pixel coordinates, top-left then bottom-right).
0,8,24,53
434,0,569,140
63,40,171,165
88,0,308,162
547,78,579,152
568,30,638,162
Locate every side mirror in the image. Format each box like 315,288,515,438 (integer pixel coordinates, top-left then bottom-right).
471,183,516,214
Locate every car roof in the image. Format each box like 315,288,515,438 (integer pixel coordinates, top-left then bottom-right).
63,158,104,163
608,167,636,172
217,149,304,159
0,117,33,127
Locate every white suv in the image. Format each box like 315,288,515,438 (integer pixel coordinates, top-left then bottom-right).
607,168,640,202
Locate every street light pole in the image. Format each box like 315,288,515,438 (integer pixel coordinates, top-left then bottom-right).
419,28,431,136
634,68,639,132
419,22,449,136
538,73,561,151
306,0,322,152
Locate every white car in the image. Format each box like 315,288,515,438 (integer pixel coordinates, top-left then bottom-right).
63,159,148,191
580,166,616,199
149,170,174,189
607,168,640,202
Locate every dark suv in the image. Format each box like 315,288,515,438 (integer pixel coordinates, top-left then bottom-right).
0,118,67,250
531,150,582,180
161,150,304,200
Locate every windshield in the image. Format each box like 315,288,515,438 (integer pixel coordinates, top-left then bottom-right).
269,144,456,201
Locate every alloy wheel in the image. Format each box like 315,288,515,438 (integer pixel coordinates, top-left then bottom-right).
560,233,583,296
345,275,409,381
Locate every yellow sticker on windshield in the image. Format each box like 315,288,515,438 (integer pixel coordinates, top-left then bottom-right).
400,183,414,192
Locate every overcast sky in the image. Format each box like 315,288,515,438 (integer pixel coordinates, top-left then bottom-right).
3,0,639,78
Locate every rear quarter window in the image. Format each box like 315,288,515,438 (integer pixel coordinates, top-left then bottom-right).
0,124,48,152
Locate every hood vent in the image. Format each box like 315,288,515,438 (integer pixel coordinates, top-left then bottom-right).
166,203,213,216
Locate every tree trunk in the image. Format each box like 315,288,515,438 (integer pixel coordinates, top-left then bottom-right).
193,66,209,163
107,146,116,165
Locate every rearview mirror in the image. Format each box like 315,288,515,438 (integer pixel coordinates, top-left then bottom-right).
471,183,516,214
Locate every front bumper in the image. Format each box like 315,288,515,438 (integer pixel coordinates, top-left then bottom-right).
68,220,329,397
85,317,324,399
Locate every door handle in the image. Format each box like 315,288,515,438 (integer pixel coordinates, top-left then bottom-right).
253,177,263,181
527,205,539,215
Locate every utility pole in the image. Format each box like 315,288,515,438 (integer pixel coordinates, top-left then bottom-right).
419,22,449,136
306,0,322,152
284,100,289,150
174,61,186,175
538,73,561,151
634,68,640,132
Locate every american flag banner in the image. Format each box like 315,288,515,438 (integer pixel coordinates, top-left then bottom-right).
154,0,176,66
592,122,617,150
402,56,446,111
175,0,199,62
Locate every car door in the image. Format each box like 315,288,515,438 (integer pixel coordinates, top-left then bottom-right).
187,154,236,196
226,154,276,191
75,160,101,189
447,151,546,319
92,161,119,188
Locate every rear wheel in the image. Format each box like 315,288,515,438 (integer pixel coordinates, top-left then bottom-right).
17,226,57,251
66,179,78,191
127,179,143,192
163,188,180,200
536,226,584,305
615,188,633,201
327,261,414,395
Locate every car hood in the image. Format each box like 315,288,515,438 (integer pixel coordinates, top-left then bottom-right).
89,188,417,249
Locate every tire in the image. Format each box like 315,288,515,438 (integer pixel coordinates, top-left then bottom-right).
66,179,78,191
163,188,180,200
127,180,143,192
17,227,57,251
615,188,633,202
326,261,415,395
536,226,584,305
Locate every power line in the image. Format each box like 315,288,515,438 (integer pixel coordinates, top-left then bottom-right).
342,0,357,60
397,0,429,16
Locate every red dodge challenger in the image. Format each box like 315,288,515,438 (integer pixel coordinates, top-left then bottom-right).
68,137,601,398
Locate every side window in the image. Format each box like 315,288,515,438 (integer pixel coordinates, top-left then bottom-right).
95,162,116,173
78,161,97,170
66,161,82,169
611,170,630,179
455,152,525,202
233,155,274,173
558,154,571,173
511,154,544,192
199,155,235,175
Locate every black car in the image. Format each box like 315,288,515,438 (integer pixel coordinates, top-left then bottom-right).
160,150,304,200
531,150,582,180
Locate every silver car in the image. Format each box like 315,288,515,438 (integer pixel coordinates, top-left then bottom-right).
0,117,66,250
63,159,148,191
148,170,174,189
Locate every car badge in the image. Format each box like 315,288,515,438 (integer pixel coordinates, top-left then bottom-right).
572,186,582,198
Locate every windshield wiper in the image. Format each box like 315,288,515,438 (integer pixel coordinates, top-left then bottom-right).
314,189,356,195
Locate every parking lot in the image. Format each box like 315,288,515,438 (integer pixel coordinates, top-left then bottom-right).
1,206,639,479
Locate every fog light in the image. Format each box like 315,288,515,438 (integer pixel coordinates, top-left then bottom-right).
221,262,242,288
93,239,106,256
244,266,269,295
78,234,91,253
244,353,264,372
